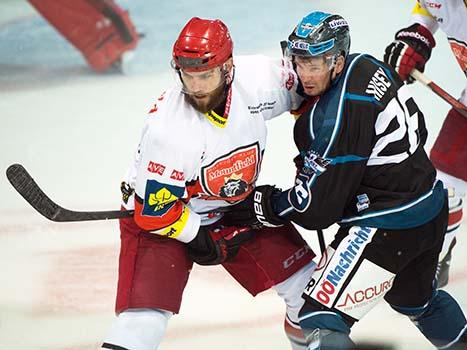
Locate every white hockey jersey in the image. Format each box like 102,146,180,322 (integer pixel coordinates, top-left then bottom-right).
411,0,467,102
122,55,300,243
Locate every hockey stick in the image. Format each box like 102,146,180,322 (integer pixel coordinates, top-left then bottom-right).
6,163,232,223
317,229,326,253
410,69,467,118
6,164,134,222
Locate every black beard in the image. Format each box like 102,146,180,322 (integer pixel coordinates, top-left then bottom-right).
185,83,227,114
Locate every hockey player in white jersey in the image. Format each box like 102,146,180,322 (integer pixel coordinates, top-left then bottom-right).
100,17,316,350
384,0,466,288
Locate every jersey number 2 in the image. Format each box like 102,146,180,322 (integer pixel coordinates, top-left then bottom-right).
368,86,420,166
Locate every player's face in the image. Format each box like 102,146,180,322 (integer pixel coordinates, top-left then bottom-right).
294,55,335,96
180,67,225,112
180,67,223,96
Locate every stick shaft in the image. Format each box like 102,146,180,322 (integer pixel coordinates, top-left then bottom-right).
410,69,467,118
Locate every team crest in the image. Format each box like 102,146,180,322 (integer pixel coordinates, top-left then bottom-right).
219,173,248,198
200,142,261,201
302,150,331,175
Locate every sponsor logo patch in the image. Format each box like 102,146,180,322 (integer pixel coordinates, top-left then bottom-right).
425,1,442,9
335,259,395,319
448,39,467,73
397,30,432,46
283,246,312,269
289,40,311,51
328,19,349,29
142,180,185,216
170,169,185,181
248,101,277,115
297,23,314,38
147,161,166,175
304,227,377,307
152,206,190,239
356,193,370,212
303,246,336,296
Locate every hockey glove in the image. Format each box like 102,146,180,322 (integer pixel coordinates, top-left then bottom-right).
384,23,435,83
221,185,286,228
187,225,255,265
293,154,304,176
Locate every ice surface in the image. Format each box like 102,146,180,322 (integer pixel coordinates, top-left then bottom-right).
0,1,465,349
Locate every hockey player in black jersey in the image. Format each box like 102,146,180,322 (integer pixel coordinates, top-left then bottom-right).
222,11,467,349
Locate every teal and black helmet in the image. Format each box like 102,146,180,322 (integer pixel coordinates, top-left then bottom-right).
287,11,351,58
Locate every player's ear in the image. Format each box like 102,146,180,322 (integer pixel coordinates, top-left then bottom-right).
223,57,233,72
335,55,345,75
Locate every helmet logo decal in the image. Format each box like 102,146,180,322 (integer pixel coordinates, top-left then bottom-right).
289,40,310,51
328,19,349,29
296,23,314,38
288,38,335,56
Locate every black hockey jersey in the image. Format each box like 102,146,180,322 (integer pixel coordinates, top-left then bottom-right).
273,54,446,230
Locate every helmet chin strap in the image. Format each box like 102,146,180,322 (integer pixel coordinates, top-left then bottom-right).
222,63,235,86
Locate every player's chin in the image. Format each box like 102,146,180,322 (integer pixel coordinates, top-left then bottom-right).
304,87,319,97
189,97,212,113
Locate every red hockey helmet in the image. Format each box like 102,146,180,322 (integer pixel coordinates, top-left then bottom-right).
172,17,233,72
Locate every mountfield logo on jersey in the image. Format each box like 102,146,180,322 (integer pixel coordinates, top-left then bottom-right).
312,227,372,305
208,157,255,181
365,67,391,101
200,143,260,201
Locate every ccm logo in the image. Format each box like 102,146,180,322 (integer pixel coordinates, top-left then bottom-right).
283,246,310,269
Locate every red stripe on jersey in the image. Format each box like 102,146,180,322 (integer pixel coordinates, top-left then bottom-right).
134,199,184,232
448,208,463,227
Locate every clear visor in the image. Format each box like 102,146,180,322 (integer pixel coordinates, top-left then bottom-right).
171,61,229,96
284,38,337,73
289,53,337,75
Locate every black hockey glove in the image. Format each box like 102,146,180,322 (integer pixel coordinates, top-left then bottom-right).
187,224,255,266
221,185,286,228
384,23,435,83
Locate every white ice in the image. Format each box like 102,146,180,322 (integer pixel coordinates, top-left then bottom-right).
0,1,465,349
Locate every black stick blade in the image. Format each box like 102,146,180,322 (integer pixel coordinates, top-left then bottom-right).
6,164,133,222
